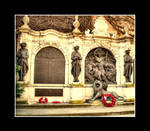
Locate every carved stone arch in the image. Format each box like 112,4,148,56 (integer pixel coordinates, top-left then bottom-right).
85,46,117,84
34,46,65,84
32,42,68,61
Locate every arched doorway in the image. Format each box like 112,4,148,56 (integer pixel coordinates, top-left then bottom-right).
34,46,65,84
85,47,116,84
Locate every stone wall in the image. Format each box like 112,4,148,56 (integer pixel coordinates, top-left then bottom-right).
16,15,135,103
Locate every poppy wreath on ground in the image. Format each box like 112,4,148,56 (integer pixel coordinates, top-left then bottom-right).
101,94,116,107
39,97,48,103
52,101,61,104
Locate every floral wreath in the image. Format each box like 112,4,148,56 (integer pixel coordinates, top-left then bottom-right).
101,94,116,107
39,97,48,103
52,101,61,104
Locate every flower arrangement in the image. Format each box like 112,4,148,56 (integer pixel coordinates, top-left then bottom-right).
101,94,116,107
51,101,61,104
39,97,48,103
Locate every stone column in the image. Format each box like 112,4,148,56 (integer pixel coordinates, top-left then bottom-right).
119,44,126,85
111,44,121,86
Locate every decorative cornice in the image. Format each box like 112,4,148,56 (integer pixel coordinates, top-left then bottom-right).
19,25,134,44
19,27,74,38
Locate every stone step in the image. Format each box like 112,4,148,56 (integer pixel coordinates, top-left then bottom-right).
16,110,134,116
16,103,92,109
16,102,134,109
16,105,135,116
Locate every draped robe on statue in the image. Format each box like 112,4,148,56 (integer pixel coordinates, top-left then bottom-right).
16,48,29,81
71,51,82,82
124,54,133,82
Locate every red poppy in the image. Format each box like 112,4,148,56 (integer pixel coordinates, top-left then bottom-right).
52,101,61,104
39,97,48,103
101,94,116,107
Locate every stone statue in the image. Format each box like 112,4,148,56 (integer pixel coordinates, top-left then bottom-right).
16,43,29,81
124,49,133,82
94,56,107,82
71,46,82,82
88,80,124,102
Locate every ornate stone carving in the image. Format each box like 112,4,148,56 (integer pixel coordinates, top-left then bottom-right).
20,15,30,29
85,47,116,84
71,46,82,82
72,15,81,35
86,80,124,102
124,49,133,82
92,17,109,37
16,43,29,81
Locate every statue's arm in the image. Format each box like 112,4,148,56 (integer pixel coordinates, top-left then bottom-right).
78,53,82,60
16,49,21,57
23,49,29,58
71,52,76,60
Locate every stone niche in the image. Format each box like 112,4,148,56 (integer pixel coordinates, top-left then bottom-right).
16,15,135,103
85,47,116,84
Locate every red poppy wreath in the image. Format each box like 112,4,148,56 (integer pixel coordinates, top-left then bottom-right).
39,97,48,103
52,101,61,104
101,94,116,107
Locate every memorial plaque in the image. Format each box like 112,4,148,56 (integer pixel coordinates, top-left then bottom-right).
34,47,65,84
35,89,63,96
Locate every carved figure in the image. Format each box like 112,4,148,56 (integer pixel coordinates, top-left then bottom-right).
104,63,116,83
89,80,124,101
71,46,82,82
16,43,29,81
85,48,116,84
124,49,133,82
94,56,107,82
85,60,95,82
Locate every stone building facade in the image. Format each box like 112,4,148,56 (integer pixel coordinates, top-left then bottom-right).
16,15,135,104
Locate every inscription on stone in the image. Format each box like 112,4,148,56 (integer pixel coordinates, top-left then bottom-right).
35,89,63,96
34,47,65,84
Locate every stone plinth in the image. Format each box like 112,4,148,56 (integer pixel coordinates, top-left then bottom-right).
90,100,103,106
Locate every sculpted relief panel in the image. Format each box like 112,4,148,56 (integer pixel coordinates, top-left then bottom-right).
85,47,116,84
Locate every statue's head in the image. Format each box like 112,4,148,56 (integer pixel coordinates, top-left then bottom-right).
125,49,130,54
74,46,79,51
20,43,27,48
93,80,103,89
